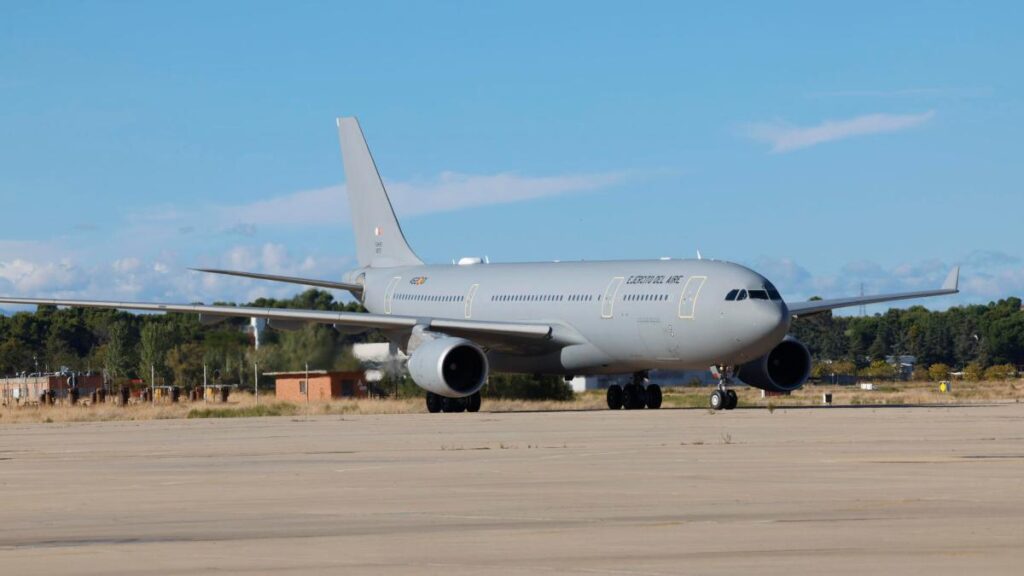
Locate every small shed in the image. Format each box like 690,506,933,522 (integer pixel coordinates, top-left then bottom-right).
266,370,368,402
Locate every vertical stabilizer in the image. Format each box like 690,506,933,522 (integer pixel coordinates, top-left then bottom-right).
337,117,423,268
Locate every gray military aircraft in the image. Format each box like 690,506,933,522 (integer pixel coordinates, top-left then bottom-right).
0,118,959,412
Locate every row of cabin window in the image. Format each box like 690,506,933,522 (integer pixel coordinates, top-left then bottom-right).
397,293,464,302
491,294,597,303
623,294,669,302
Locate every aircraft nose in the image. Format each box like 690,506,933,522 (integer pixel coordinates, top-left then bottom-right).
753,300,791,346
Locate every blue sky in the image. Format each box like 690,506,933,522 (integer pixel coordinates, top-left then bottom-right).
0,1,1021,311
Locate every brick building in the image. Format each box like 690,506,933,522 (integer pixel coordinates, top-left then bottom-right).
268,370,368,402
1,373,105,404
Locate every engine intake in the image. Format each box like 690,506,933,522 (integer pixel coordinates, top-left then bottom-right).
736,336,811,392
407,336,489,398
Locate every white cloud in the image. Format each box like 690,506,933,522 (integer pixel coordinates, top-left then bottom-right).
745,111,936,153
0,242,352,308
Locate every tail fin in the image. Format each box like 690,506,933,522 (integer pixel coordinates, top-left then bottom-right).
337,117,423,268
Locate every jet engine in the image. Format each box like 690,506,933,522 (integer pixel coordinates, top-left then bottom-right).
407,336,489,398
736,336,811,393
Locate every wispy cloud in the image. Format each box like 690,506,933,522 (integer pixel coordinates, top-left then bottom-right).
745,111,936,153
218,170,627,227
807,87,991,99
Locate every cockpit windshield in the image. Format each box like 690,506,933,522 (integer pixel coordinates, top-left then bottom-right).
725,284,782,302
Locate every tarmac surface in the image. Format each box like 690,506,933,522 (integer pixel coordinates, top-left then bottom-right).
2,403,1023,575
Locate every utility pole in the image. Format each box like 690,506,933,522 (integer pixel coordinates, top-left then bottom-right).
305,363,309,405
150,364,155,405
203,364,208,404
254,362,259,405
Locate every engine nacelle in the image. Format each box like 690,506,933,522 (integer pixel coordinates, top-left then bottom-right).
407,336,489,398
736,336,811,393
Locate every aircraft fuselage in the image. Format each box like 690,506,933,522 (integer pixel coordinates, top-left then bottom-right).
351,258,791,375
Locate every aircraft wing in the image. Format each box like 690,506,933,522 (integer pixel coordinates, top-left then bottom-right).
787,267,959,317
191,268,364,297
0,297,555,350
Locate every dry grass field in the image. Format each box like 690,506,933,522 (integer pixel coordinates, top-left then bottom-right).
1,379,1020,424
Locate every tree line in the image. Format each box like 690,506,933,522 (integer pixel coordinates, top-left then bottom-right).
791,297,1024,381
0,290,372,388
2,291,1021,386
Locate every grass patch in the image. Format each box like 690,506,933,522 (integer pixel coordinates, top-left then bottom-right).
187,403,299,419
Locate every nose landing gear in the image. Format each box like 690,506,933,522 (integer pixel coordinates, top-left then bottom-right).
606,372,662,410
709,366,738,410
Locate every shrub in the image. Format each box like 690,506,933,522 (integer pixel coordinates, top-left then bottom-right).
963,362,985,382
187,403,299,418
984,364,1017,382
927,363,951,382
483,373,574,401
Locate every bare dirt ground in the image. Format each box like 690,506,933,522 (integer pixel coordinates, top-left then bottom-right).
2,379,1021,424
1,403,1023,575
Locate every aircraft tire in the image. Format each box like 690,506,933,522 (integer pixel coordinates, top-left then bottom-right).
466,392,482,413
606,385,623,410
645,385,662,409
725,390,738,410
710,390,726,411
426,392,443,413
622,385,638,410
442,397,466,413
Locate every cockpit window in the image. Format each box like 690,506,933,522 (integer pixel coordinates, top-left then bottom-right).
748,289,769,300
736,289,748,301
764,282,782,301
725,289,739,301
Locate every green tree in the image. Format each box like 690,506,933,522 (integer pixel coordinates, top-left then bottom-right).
139,322,171,382
166,343,205,388
103,321,137,381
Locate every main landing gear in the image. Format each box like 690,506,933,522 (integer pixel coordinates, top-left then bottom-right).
425,391,482,413
709,366,738,411
607,372,662,410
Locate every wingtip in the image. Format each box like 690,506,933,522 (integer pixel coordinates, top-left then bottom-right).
943,266,960,292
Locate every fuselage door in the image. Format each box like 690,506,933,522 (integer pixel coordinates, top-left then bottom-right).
464,283,480,319
677,275,707,319
383,276,401,315
601,276,624,319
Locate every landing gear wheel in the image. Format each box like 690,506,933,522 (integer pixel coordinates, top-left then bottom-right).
645,384,663,409
710,389,726,411
426,392,442,413
623,384,642,410
441,397,466,413
606,385,623,410
466,392,482,413
725,389,738,410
